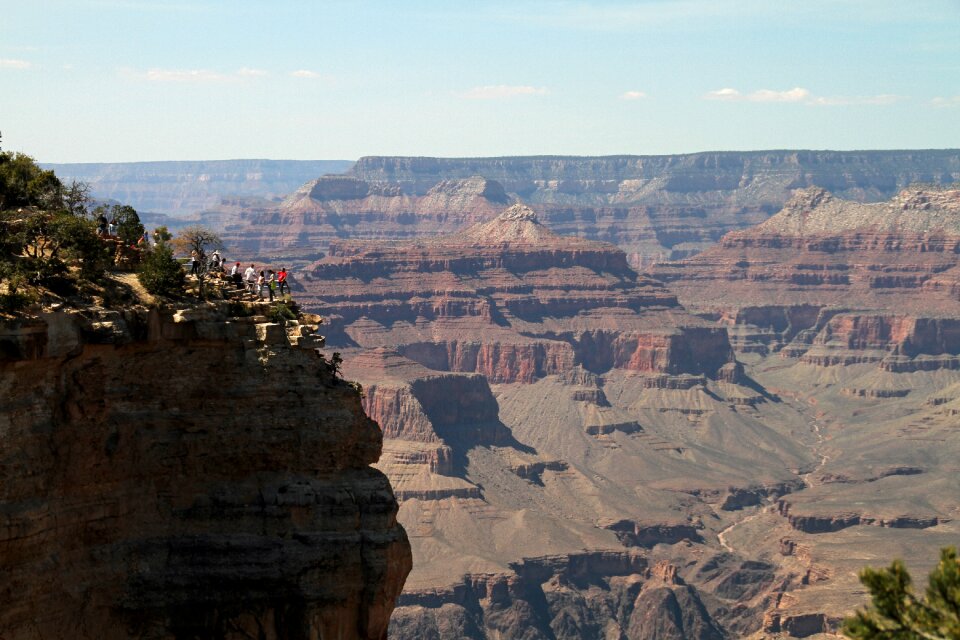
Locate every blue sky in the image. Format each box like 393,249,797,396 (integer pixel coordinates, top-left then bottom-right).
2,0,959,162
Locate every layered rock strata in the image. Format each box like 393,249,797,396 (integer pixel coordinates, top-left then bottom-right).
645,187,960,634
213,150,960,266
652,188,960,366
299,203,737,383
0,302,411,639
289,203,836,638
217,175,510,258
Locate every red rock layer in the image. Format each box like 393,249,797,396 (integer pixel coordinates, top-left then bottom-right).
298,205,736,383
650,188,960,365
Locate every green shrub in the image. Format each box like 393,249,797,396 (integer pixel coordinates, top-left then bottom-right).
269,301,298,324
137,242,185,297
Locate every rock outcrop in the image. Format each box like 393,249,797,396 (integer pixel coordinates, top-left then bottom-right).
0,302,411,639
652,188,960,366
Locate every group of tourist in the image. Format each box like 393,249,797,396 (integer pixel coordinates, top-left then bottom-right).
182,250,291,303
229,262,289,302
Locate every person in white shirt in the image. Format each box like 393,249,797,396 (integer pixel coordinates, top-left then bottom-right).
244,264,257,293
231,262,243,289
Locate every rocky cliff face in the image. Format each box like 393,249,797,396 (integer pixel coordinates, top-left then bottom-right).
642,187,960,635
0,302,410,639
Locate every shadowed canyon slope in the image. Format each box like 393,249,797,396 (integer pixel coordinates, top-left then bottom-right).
0,303,410,639
216,150,960,267
293,205,862,638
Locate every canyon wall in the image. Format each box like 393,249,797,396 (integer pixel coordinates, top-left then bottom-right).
0,302,410,639
652,188,960,365
204,150,960,266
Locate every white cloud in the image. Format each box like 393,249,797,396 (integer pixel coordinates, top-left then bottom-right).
0,58,32,70
621,90,647,101
749,87,810,102
706,87,809,103
705,87,906,106
141,68,229,83
291,69,321,79
705,87,741,101
125,67,271,83
463,85,548,99
809,94,905,106
931,96,960,108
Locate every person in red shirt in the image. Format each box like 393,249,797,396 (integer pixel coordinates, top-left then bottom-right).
277,267,289,296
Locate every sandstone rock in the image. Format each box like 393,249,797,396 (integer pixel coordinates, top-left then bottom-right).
0,304,411,639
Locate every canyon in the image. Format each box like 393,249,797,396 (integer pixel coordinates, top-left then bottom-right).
294,203,881,638
0,301,410,639
282,186,960,638
17,154,960,638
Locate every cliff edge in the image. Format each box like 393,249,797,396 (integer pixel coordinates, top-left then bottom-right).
0,301,411,639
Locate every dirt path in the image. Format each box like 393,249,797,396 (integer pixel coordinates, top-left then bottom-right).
718,415,830,555
108,272,156,305
800,420,830,489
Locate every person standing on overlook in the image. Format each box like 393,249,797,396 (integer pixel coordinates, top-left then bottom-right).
231,262,243,289
267,270,277,302
244,263,256,293
277,267,289,297
256,270,266,300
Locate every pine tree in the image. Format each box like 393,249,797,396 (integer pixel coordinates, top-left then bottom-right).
844,547,960,639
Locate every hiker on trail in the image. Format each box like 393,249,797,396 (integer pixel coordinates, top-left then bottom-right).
277,267,289,296
231,262,243,289
108,217,117,237
96,213,108,236
267,270,277,302
138,230,149,247
210,250,222,272
256,270,266,300
244,263,257,293
190,250,200,275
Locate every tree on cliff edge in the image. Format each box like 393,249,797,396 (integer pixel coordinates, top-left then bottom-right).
173,225,222,298
843,546,960,639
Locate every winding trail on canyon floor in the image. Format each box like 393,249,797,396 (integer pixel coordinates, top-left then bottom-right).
717,411,831,555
